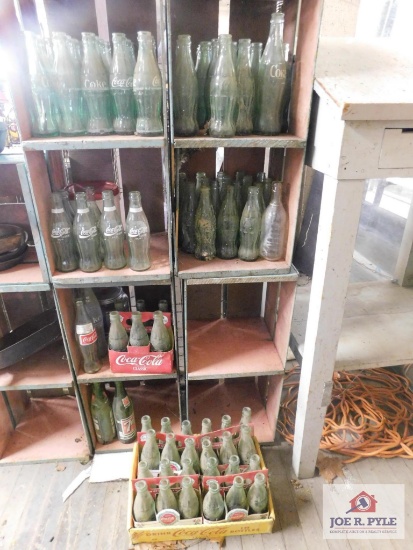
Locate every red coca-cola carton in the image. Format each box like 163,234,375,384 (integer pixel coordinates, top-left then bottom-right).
109,311,174,374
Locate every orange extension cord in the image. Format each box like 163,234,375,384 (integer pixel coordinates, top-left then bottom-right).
277,366,413,462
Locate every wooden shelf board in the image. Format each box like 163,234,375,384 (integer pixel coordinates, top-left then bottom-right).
52,233,171,287
0,342,72,390
173,134,306,149
0,262,49,292
178,252,296,282
0,147,25,164
22,134,166,151
291,280,413,371
187,318,284,379
188,379,276,442
0,396,90,464
94,380,180,453
77,360,177,383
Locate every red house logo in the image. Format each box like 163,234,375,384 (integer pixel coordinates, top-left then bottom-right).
346,491,378,513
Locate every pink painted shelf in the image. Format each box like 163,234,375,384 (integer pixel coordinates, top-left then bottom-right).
0,263,47,289
187,318,284,379
94,380,180,453
52,232,171,286
187,379,279,443
0,342,71,390
0,396,90,464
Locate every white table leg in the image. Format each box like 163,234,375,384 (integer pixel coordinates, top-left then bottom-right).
292,176,365,479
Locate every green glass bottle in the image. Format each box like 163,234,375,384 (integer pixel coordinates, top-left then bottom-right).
195,185,216,261
160,432,181,466
238,187,261,261
174,35,198,137
112,381,137,444
129,311,149,346
150,311,172,352
226,475,247,511
108,311,128,351
205,456,220,476
219,430,238,464
178,476,200,519
203,480,225,521
237,424,256,465
200,438,218,474
195,41,211,129
90,382,116,444
216,185,239,259
140,428,160,469
181,457,196,475
156,478,178,513
181,437,200,473
133,480,156,522
235,39,254,135
247,472,268,513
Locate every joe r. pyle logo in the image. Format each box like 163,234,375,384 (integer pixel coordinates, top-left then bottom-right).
346,491,378,514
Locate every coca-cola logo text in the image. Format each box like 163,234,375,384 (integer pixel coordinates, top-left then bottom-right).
111,76,133,88
51,227,71,238
79,330,98,346
128,227,147,238
84,79,108,89
115,354,164,367
79,226,98,239
104,224,123,237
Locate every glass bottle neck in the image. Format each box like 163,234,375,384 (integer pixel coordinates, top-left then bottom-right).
270,183,282,204
92,383,104,398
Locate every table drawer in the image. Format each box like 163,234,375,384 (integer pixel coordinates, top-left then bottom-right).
379,128,413,169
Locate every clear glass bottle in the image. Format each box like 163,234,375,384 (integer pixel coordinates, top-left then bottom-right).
140,428,160,469
263,178,273,207
216,185,239,259
200,438,217,474
205,455,220,477
203,480,225,521
225,454,240,476
201,418,213,434
25,31,60,137
110,33,135,134
195,41,211,129
210,180,220,217
159,458,174,477
90,382,116,444
77,288,107,359
126,190,151,271
238,187,261,261
181,437,200,474
112,381,137,443
256,13,287,135
81,32,113,135
73,191,102,272
160,432,181,466
108,311,128,352
85,187,101,228
195,171,207,205
141,415,153,432
180,181,197,254
156,479,178,513
195,185,216,261
75,300,101,374
235,39,254,135
178,476,200,519
174,35,198,137
160,416,173,433
210,34,237,138
248,453,261,472
138,460,153,478
101,190,126,269
239,406,252,425
50,192,78,272
241,175,253,208
219,430,238,464
59,189,75,224
247,472,268,513
226,475,247,511
52,32,85,136
221,414,232,429
205,38,219,124
260,181,287,261
181,419,193,435
150,311,172,352
237,424,256,465
254,182,266,214
133,31,163,136
233,173,244,218
133,480,156,522
281,42,293,133
181,457,196,475
129,311,149,346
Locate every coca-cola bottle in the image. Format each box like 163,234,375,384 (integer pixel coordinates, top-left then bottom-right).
126,191,151,271
91,382,116,444
81,32,113,135
235,39,254,135
195,185,216,261
140,428,160,469
195,41,211,129
59,189,75,224
133,31,163,136
178,476,200,519
226,476,247,511
180,181,196,254
73,192,102,272
133,480,156,522
75,300,101,374
50,192,78,272
129,311,149,346
52,32,86,135
203,480,225,521
76,288,107,359
150,311,172,352
174,35,198,137
181,419,193,435
112,381,137,443
181,437,200,473
216,185,239,259
85,186,101,227
156,479,178,513
160,416,173,433
101,190,126,269
108,311,128,351
247,472,268,513
205,38,219,125
110,33,135,134
260,181,287,261
238,187,261,261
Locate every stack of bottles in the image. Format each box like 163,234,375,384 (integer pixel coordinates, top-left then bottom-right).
174,11,292,137
75,294,173,374
25,30,163,137
132,408,270,523
178,170,287,262
50,188,151,273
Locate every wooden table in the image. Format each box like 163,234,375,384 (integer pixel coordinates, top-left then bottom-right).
292,37,413,478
